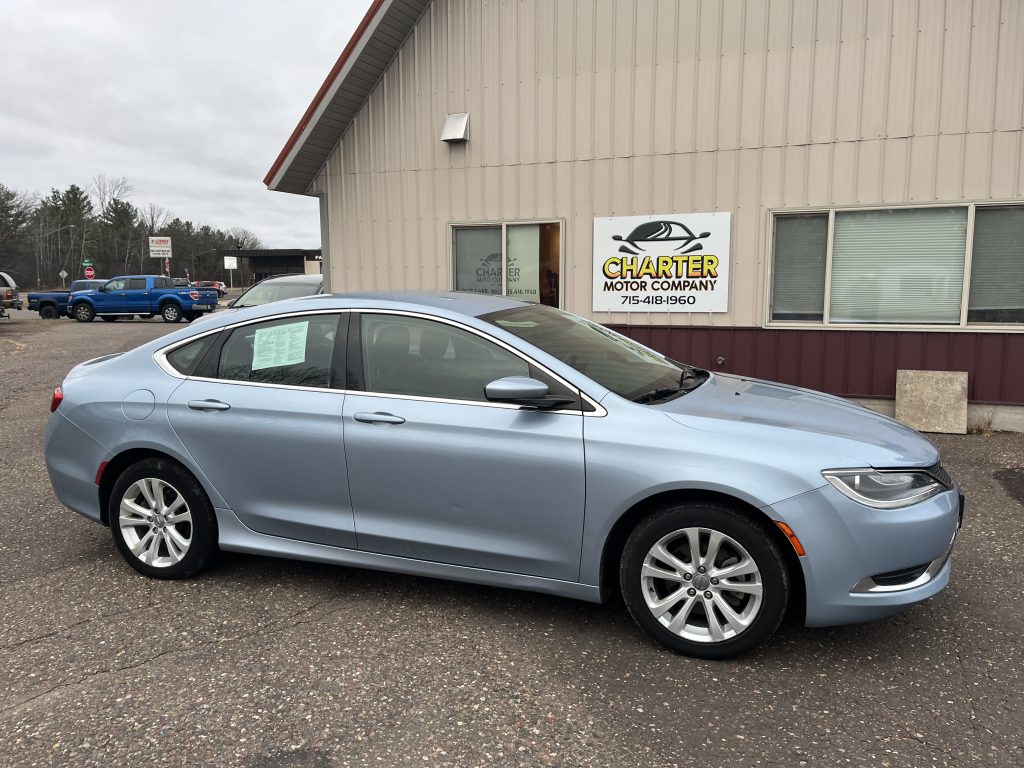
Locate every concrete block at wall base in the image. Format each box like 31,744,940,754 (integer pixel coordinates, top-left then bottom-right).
893,370,968,434
850,399,1024,434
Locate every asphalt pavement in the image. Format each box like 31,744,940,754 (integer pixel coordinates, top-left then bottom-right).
1,309,1022,767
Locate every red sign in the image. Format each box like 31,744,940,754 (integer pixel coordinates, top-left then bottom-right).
84,266,95,279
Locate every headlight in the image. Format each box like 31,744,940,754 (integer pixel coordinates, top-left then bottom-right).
822,469,946,509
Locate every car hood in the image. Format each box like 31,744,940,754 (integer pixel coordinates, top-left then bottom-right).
655,373,939,468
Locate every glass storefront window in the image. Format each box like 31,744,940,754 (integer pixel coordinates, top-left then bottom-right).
453,222,560,308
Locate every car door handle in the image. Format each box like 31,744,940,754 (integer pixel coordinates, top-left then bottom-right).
353,411,405,425
187,400,231,411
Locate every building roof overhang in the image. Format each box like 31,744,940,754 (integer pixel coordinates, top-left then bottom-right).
264,0,431,196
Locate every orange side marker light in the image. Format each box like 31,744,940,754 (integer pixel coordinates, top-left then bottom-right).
775,521,806,557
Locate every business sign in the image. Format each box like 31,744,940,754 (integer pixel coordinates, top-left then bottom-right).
224,255,238,270
149,236,172,259
592,213,730,313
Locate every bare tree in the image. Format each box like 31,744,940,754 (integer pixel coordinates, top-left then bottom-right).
90,174,133,212
225,227,263,250
139,203,170,234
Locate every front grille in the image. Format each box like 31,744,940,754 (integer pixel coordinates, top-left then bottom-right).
926,462,953,489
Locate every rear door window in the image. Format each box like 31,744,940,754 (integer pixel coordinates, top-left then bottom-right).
216,314,343,389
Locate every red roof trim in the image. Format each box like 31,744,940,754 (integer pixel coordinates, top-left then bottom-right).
264,0,388,188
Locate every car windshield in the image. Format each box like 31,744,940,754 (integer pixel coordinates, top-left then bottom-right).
481,304,708,403
233,281,319,308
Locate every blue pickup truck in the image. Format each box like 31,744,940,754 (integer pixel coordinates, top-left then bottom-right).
69,275,220,323
28,279,106,319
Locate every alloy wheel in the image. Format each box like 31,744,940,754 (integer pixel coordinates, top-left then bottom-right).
118,477,193,567
640,527,764,643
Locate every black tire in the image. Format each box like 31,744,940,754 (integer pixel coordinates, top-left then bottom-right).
183,311,198,322
161,303,182,323
39,304,59,319
101,315,118,322
72,302,95,322
108,458,219,579
620,502,788,660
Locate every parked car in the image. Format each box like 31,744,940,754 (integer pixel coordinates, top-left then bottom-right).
68,275,219,323
0,270,23,318
195,280,227,298
44,293,962,659
28,279,107,319
229,273,323,309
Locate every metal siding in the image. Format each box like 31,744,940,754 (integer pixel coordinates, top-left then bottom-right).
885,0,917,138
939,0,973,136
607,327,1024,404
786,0,816,147
315,0,1024,399
994,0,1024,131
912,0,945,137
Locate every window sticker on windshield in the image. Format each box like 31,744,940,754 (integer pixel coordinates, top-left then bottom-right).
252,322,308,370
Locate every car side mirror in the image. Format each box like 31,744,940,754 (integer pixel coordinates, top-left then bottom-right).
484,376,576,410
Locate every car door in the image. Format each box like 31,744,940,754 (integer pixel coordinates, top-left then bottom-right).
166,311,355,547
343,311,586,582
93,278,126,311
124,277,150,313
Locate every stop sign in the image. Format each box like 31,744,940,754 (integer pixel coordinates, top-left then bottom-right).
84,266,95,279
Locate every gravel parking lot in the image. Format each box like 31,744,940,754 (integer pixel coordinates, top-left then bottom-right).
1,310,1022,767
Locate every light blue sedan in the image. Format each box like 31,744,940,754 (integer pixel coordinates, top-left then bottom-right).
44,293,962,658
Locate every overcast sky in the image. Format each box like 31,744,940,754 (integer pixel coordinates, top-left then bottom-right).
0,0,374,248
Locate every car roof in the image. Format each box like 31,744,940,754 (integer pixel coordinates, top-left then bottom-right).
253,273,322,284
309,290,532,317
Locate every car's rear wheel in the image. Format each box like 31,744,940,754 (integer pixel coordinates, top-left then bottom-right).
39,305,59,319
109,458,218,579
72,302,94,322
161,303,182,323
620,502,788,659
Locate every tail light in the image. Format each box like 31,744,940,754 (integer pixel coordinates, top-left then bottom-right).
50,386,63,413
189,290,199,300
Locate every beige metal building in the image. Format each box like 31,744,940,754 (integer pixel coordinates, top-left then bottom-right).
267,0,1024,415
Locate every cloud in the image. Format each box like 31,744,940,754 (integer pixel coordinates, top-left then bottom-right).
0,0,372,248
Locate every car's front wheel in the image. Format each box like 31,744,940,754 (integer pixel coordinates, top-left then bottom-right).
620,502,789,659
109,458,218,579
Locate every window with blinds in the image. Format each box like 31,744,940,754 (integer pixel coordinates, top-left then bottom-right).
771,214,827,321
830,208,966,324
769,203,1022,327
968,206,1024,324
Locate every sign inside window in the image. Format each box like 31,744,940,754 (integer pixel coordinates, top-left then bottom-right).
592,213,731,313
252,322,308,370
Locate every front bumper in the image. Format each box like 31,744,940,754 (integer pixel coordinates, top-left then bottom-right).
765,484,961,627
